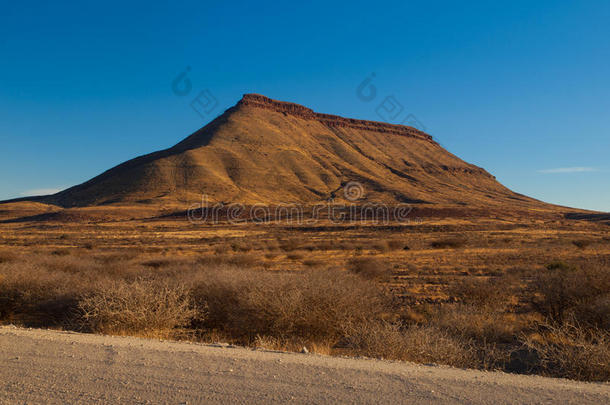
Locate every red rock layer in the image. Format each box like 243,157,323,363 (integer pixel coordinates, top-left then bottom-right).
237,94,435,142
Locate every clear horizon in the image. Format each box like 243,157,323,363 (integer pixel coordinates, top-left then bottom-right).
1,1,608,211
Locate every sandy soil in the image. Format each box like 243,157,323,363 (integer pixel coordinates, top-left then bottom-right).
0,326,607,404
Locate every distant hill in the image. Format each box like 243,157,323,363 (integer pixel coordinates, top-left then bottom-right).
15,94,550,211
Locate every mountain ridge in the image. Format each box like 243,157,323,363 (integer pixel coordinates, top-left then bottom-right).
3,94,556,212
237,94,435,141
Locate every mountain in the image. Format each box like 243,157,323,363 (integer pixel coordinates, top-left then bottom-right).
20,94,546,210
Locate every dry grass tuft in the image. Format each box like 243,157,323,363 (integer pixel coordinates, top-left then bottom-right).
342,322,478,367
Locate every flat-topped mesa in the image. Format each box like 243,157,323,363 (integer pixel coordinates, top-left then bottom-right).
237,94,434,142
238,93,316,118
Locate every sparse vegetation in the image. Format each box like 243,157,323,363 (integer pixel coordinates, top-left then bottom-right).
0,218,608,382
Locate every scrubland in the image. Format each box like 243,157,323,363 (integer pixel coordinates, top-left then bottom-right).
0,216,608,381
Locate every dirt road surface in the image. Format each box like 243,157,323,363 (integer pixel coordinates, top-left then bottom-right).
0,326,607,404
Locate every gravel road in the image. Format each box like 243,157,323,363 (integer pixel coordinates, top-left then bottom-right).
0,326,607,404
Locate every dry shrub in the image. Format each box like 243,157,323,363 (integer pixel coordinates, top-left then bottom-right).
572,239,592,249
213,245,228,254
342,322,477,367
231,242,253,252
79,279,200,338
347,257,392,281
192,268,388,343
92,251,138,265
574,294,610,331
522,323,610,382
50,249,71,256
387,240,409,251
371,241,389,252
264,240,281,251
430,237,467,249
139,256,193,269
0,253,155,326
36,254,97,274
405,263,418,273
278,238,307,252
424,304,518,344
0,251,16,264
314,241,335,251
448,276,514,309
197,254,258,268
0,260,96,326
334,242,355,251
37,253,146,280
141,258,173,268
531,262,610,327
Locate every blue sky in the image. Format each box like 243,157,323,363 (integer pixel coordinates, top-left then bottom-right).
1,1,608,211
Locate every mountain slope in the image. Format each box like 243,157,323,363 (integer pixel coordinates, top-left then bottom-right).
36,94,542,209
